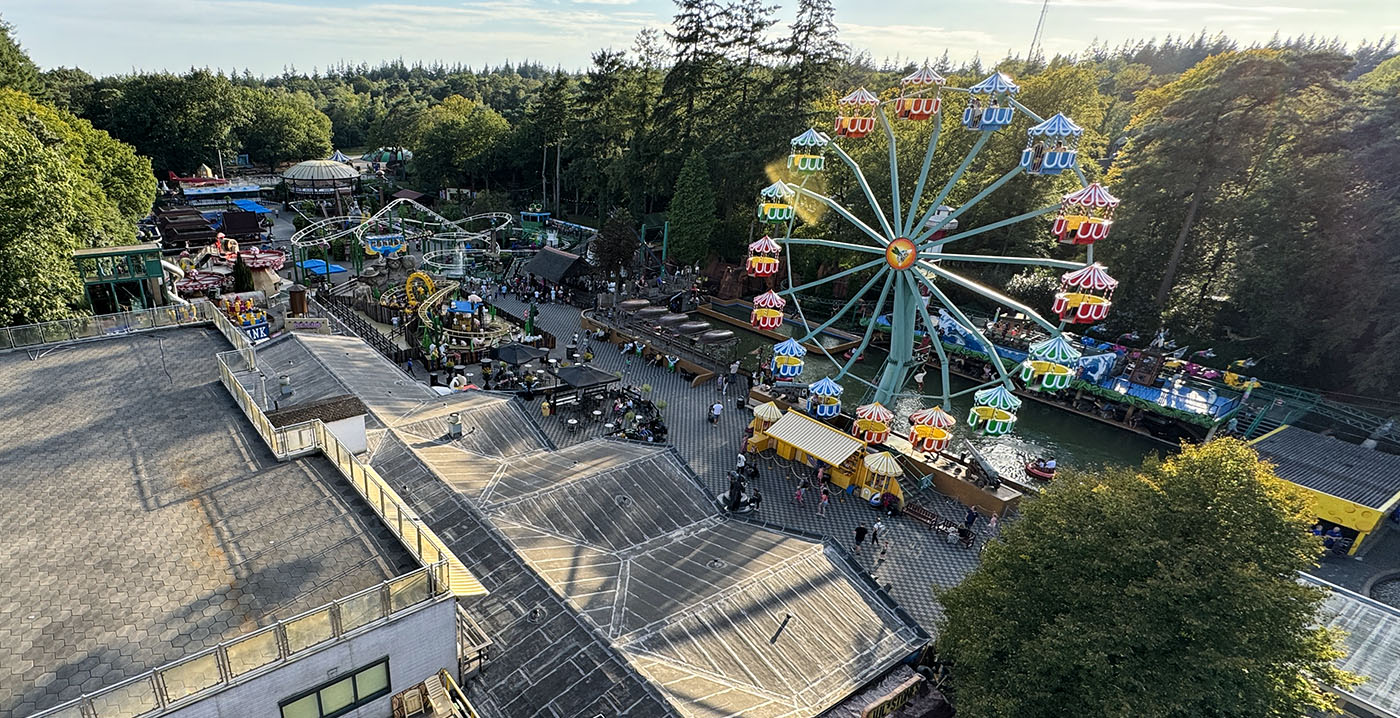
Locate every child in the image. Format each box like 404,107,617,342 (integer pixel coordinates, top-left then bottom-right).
817,488,830,516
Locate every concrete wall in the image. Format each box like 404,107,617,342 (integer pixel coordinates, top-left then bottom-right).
163,597,456,718
327,414,367,455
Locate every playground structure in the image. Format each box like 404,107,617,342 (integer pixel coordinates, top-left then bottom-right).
752,65,1119,439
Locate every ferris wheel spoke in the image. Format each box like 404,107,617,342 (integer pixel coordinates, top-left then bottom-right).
914,165,1025,243
836,271,896,381
824,143,897,241
779,238,885,255
918,252,1084,270
910,282,955,410
902,113,944,237
909,132,990,238
908,267,1015,390
778,257,886,297
876,110,903,233
798,267,889,343
919,203,1062,251
1007,98,1046,125
781,242,881,391
918,261,1059,334
788,185,889,246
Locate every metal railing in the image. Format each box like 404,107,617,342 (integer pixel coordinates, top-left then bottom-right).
30,564,450,718
0,303,207,353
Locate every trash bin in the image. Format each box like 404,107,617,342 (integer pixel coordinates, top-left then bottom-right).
735,397,746,411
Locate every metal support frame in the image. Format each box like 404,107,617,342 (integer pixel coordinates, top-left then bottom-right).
826,141,897,240
915,165,1024,243
836,271,896,382
901,113,944,237
919,260,1059,333
911,288,953,409
908,267,1014,389
779,257,886,297
787,184,889,247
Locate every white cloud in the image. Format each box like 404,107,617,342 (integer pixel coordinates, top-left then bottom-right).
841,23,1007,63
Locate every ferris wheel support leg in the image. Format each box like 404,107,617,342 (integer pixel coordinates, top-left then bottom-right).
779,257,886,297
909,268,1015,390
827,143,897,241
836,271,896,385
877,110,903,233
902,114,944,237
912,290,954,410
915,166,1025,243
789,186,889,247
796,268,889,344
919,204,1062,251
909,132,990,236
871,273,922,405
919,261,1060,334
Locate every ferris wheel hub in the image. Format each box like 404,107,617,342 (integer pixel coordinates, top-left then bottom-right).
885,238,917,270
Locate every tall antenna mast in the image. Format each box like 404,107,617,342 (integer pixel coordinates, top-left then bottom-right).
1028,0,1050,63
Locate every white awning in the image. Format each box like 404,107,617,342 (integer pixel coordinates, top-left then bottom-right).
764,411,865,466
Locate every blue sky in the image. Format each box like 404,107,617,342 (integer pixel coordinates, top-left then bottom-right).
6,0,1396,76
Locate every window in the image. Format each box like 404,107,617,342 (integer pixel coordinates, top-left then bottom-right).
279,658,391,718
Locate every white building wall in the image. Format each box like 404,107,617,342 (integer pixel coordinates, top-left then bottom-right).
162,597,456,718
326,414,367,455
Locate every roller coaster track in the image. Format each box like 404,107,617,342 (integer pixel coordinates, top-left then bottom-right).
290,199,513,254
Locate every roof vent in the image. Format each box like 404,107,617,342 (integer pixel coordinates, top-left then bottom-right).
278,374,293,396
446,412,463,439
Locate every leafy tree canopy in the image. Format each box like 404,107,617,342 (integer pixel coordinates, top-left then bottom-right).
938,439,1357,718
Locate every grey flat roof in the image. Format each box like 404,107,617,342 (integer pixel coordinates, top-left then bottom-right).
1304,575,1400,717
291,336,925,718
0,330,417,717
1254,426,1400,509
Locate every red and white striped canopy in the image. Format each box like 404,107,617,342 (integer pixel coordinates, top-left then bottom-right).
902,66,946,87
839,88,880,106
855,401,894,423
752,290,787,309
748,236,781,254
1063,183,1119,209
909,405,956,428
1062,263,1118,291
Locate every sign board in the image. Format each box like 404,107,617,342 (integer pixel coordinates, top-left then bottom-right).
242,321,270,342
289,316,333,336
861,674,924,718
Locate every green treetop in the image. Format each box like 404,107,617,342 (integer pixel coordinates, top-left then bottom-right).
667,150,718,266
938,439,1356,718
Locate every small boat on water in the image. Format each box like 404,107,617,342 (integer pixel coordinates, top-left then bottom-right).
1024,461,1056,480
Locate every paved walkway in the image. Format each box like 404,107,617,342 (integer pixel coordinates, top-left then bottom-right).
495,297,983,632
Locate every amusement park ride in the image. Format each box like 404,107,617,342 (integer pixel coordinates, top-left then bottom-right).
749,67,1122,444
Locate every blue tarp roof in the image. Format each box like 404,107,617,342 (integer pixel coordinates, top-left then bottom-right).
1101,376,1237,417
296,259,347,275
232,199,272,214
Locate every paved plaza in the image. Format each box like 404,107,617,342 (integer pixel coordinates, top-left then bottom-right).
0,331,417,717
493,296,986,633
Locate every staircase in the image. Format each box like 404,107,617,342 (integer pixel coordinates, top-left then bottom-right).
1239,383,1400,444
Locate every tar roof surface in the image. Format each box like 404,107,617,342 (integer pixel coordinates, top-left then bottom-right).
1254,426,1400,509
0,330,417,717
1305,575,1400,716
294,336,925,718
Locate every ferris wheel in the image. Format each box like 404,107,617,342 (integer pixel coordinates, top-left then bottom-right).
749,68,1122,443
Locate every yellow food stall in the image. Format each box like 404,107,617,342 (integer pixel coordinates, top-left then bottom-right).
759,410,867,486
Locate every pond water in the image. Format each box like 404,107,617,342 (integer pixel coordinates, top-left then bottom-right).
731,329,1163,478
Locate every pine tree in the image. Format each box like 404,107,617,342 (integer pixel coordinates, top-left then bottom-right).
591,206,639,279
0,18,42,98
667,151,718,265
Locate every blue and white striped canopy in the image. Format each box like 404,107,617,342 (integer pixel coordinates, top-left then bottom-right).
772,338,807,357
808,376,844,396
1027,112,1083,138
968,72,1020,96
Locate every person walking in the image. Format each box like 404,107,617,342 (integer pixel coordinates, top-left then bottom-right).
913,367,927,392
750,489,762,514
735,453,747,472
817,488,830,516
872,518,886,546
709,401,723,425
964,506,979,530
853,523,868,553
793,478,809,504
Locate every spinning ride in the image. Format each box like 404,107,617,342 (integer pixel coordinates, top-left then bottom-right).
756,66,1122,437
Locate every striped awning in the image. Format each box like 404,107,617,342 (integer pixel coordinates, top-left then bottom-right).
864,451,903,477
764,411,865,467
754,401,783,422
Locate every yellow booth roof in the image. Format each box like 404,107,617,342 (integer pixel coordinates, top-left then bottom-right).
764,411,866,466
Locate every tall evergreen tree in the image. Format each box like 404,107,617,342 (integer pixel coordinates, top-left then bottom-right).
0,18,41,97
668,151,718,265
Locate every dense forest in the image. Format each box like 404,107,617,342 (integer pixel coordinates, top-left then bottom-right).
1,4,1398,398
